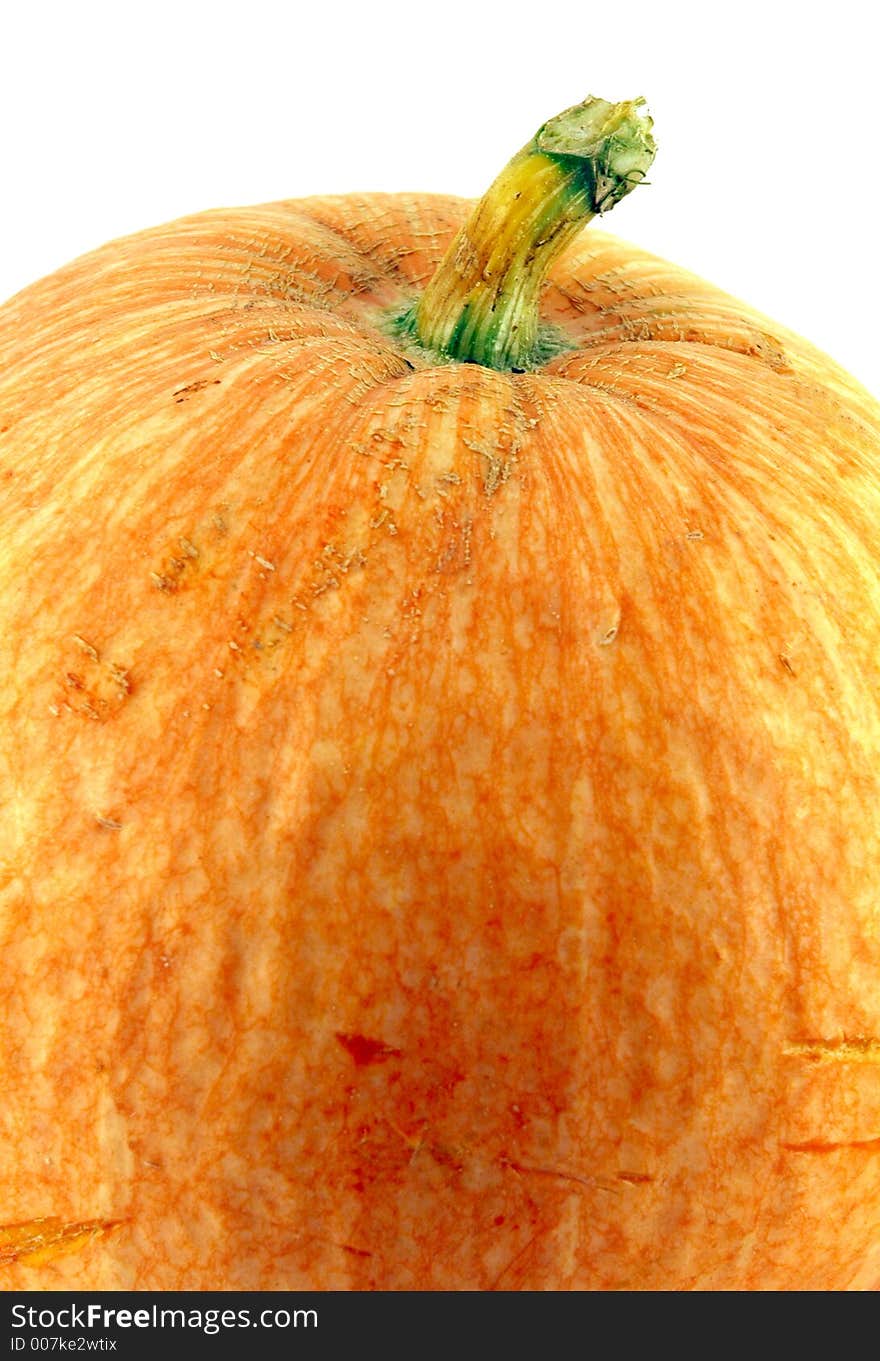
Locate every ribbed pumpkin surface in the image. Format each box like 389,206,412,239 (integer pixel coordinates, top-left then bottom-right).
2,193,880,1288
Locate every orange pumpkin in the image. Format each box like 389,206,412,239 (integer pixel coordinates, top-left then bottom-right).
2,96,880,1291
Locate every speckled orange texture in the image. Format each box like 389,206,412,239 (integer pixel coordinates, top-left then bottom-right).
2,194,880,1290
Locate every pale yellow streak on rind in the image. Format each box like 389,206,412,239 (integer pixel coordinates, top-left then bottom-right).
0,1217,120,1267
784,1039,880,1064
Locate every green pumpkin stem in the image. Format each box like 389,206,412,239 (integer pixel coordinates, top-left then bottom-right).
413,95,656,371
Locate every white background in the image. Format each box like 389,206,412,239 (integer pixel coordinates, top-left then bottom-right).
2,0,878,394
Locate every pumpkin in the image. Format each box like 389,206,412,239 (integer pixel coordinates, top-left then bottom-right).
2,94,880,1293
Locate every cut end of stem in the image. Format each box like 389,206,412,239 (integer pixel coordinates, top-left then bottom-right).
535,96,655,213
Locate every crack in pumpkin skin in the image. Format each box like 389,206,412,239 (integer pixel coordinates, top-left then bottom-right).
1,193,880,1290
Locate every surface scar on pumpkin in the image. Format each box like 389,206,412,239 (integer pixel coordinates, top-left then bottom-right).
782,1137,880,1154
58,638,132,723
294,1231,377,1262
0,1217,123,1267
72,634,99,661
335,1031,402,1066
384,1120,465,1173
489,1223,552,1291
500,1157,621,1195
783,1038,880,1063
172,378,222,404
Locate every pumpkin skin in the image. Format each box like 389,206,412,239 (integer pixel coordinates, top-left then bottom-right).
2,189,880,1292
